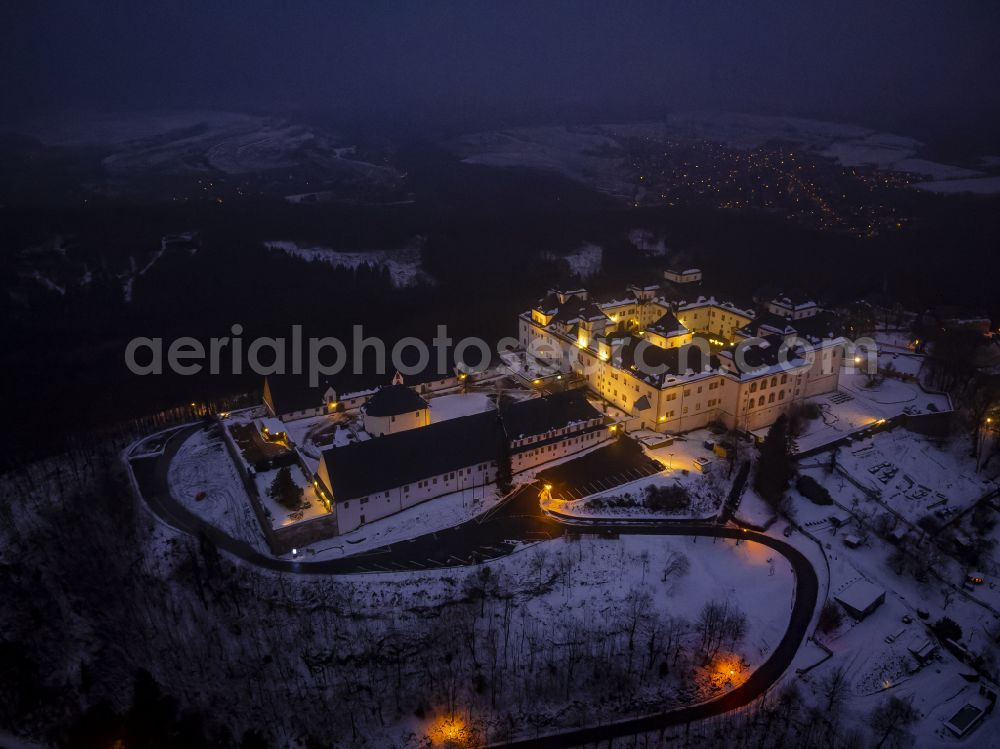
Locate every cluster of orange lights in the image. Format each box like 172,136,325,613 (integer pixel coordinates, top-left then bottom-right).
427,714,472,747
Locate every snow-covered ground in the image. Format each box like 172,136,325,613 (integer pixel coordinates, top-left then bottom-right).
20,110,402,181
253,465,329,530
302,482,506,560
542,242,603,279
782,472,1000,746
879,350,925,378
342,532,794,745
264,239,433,287
451,113,990,198
427,391,495,423
788,372,951,454
805,429,995,529
734,487,780,530
166,426,270,553
628,228,670,256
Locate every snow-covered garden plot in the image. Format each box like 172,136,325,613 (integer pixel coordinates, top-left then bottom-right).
789,372,951,453
253,465,329,530
805,429,994,528
427,391,495,423
878,351,925,378
166,426,269,553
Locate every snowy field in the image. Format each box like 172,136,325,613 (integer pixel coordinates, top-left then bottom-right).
21,110,403,180
264,240,433,287
335,533,794,746
451,113,989,198
166,425,270,553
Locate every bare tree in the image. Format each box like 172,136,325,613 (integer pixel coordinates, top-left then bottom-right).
869,695,918,749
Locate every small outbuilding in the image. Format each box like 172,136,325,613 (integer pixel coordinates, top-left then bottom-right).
943,703,987,738
256,417,289,443
834,580,886,620
362,384,430,437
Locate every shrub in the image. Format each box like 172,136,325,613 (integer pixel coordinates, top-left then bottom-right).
817,601,843,633
932,616,963,643
796,475,833,505
644,484,691,513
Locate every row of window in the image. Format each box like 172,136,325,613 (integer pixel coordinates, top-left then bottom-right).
518,423,591,446
348,462,496,508
518,431,600,459
749,391,785,409
749,374,789,393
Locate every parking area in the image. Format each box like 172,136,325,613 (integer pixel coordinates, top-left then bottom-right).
538,437,664,500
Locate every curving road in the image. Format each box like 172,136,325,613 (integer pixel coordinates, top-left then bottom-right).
126,424,820,747
485,518,818,748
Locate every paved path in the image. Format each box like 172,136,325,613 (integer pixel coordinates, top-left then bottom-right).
127,424,820,747
486,518,818,748
129,424,561,574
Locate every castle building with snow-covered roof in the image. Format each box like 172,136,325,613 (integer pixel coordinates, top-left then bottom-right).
518,268,845,433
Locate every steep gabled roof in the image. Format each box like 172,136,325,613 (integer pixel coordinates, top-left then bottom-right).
648,310,688,337
322,411,501,499
771,290,816,309
613,336,718,387
500,390,602,440
719,334,807,375
533,293,562,315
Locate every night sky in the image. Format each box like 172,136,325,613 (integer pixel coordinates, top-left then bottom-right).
3,1,1000,140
